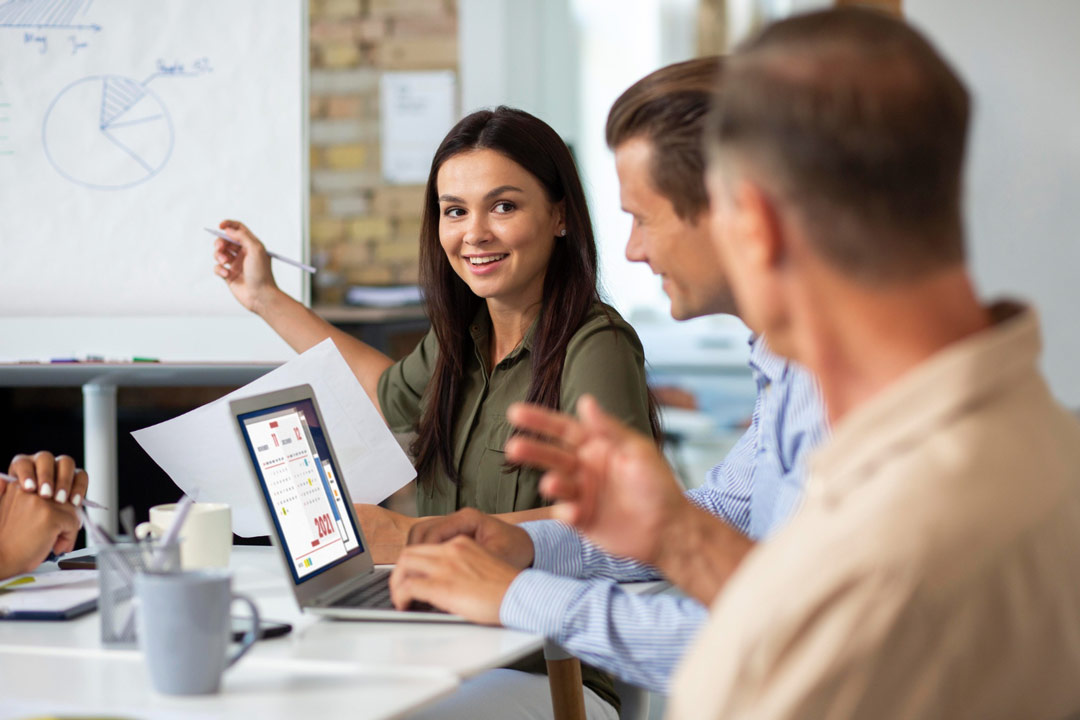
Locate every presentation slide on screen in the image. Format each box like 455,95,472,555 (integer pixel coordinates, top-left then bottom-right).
243,406,359,578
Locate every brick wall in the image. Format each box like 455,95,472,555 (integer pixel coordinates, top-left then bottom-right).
308,0,457,305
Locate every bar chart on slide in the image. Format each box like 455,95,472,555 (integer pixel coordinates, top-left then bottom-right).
42,75,174,190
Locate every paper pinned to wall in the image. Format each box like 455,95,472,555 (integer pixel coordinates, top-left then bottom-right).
132,339,416,536
380,70,456,184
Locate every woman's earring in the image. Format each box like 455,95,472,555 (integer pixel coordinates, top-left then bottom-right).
559,228,567,237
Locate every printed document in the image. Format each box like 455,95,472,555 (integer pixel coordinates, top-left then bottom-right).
132,339,416,536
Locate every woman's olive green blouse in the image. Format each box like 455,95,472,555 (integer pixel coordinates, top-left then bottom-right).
378,302,654,517
378,301,648,713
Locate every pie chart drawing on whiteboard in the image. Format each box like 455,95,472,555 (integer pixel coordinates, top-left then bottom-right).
43,75,174,190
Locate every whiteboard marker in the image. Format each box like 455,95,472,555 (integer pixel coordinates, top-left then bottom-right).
204,227,316,274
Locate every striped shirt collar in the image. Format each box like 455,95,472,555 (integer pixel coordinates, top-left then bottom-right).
748,334,789,385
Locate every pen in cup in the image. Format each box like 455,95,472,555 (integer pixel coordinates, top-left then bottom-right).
153,494,194,571
0,472,105,509
79,504,116,547
205,227,316,274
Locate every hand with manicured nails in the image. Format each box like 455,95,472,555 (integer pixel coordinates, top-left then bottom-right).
0,453,86,578
9,451,89,507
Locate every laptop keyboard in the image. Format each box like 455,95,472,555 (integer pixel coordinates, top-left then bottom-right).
332,569,395,609
329,569,443,613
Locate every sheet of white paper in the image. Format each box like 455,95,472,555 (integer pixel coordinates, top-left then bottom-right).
131,339,416,536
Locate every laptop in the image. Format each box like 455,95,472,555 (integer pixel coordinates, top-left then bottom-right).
230,384,465,622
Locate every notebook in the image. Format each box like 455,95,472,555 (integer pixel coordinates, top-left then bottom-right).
230,384,464,622
0,569,98,621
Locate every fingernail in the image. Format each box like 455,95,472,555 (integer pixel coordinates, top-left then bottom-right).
55,489,68,504
22,478,35,491
39,483,52,498
72,493,83,507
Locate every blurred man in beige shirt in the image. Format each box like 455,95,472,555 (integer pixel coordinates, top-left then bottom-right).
505,8,1080,719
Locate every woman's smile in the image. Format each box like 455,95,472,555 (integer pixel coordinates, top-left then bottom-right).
464,252,510,274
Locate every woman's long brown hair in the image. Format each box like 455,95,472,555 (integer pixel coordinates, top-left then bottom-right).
412,107,655,487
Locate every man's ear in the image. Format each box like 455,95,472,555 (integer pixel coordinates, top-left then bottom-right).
733,180,785,272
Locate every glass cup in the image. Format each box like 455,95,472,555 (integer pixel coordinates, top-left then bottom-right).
98,541,180,648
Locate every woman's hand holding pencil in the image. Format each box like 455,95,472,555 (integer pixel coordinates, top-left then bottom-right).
209,220,284,314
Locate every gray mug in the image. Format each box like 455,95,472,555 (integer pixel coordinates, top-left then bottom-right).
135,570,259,695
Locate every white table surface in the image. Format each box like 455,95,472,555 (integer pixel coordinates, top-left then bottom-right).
0,649,459,720
0,546,546,719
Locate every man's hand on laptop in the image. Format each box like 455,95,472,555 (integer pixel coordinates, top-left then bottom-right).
407,508,535,570
389,536,517,624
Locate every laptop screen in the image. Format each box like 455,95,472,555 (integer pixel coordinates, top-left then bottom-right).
236,398,365,584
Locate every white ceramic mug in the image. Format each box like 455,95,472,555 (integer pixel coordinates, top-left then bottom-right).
135,502,232,570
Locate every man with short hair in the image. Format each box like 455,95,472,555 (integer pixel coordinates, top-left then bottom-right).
391,56,826,698
504,9,1080,718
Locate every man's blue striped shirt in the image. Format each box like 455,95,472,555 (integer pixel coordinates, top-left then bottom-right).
499,336,827,693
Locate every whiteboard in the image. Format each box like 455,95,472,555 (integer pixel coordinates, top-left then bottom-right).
0,0,308,362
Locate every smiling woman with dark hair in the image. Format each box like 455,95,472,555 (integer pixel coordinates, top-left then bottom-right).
211,104,657,547
213,106,654,718
404,107,659,519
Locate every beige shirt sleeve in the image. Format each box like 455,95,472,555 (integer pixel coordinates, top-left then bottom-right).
669,542,916,720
